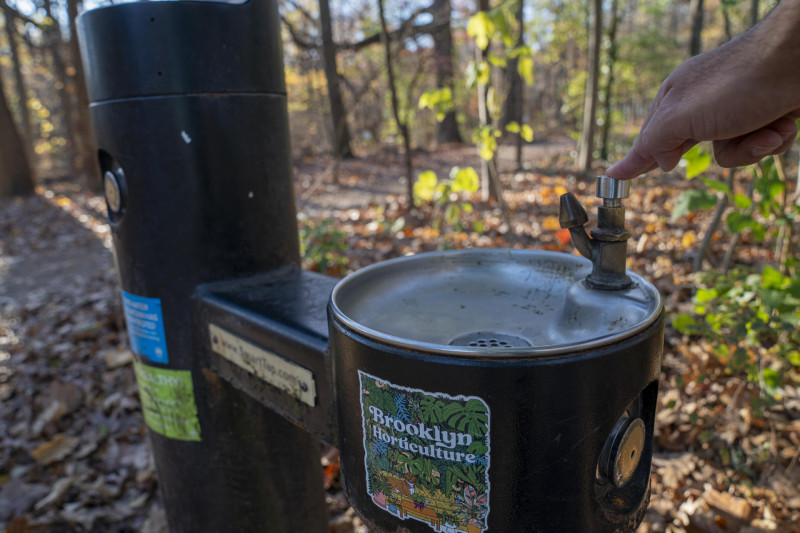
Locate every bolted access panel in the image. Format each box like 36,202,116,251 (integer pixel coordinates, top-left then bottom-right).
77,2,328,531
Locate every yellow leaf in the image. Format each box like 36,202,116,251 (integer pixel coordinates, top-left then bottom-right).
518,55,534,86
414,170,438,203
554,185,568,196
681,230,696,248
521,124,533,142
452,167,480,194
467,12,493,50
31,434,79,466
542,216,561,231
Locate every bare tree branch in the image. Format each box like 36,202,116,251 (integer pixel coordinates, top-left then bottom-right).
2,2,44,29
281,2,442,52
281,14,320,49
342,5,439,51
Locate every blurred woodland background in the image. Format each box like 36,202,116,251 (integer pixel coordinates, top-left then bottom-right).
1,0,799,532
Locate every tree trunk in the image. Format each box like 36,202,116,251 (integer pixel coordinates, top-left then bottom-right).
577,0,602,174
319,0,354,159
67,0,101,190
377,0,413,208
750,0,759,26
599,0,620,161
2,3,35,164
0,67,34,197
477,0,501,202
689,0,704,56
722,3,733,42
501,0,525,170
43,0,78,179
432,0,462,145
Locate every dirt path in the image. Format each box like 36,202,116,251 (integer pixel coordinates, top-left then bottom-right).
295,141,574,213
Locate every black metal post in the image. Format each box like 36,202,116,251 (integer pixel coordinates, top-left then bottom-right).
78,2,328,531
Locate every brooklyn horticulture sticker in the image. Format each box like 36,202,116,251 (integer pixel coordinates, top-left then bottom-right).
359,371,490,533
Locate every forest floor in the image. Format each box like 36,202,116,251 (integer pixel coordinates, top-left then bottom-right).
1,142,799,533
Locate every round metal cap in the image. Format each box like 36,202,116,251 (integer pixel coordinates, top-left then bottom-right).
597,175,630,200
612,417,646,488
330,250,662,357
104,171,122,213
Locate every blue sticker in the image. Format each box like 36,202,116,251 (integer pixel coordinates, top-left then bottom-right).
121,291,169,363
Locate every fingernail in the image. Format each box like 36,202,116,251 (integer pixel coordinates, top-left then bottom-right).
751,145,777,157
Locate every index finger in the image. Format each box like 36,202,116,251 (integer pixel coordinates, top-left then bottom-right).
606,137,658,180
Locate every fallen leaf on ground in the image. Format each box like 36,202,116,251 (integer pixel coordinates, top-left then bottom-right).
31,434,80,466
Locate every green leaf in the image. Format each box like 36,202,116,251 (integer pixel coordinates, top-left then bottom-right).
725,211,750,234
521,124,533,142
672,313,696,334
479,144,494,161
509,44,532,59
695,288,716,303
418,396,447,424
761,265,786,289
762,368,781,393
787,350,800,367
731,348,749,370
768,180,786,201
465,61,490,88
760,289,788,310
418,88,453,112
474,127,497,161
442,400,488,437
671,189,718,220
486,87,502,121
505,121,520,134
467,12,493,50
418,92,430,110
466,441,488,455
445,203,460,225
489,8,513,46
488,52,507,68
701,178,730,194
476,61,490,86
413,170,438,203
725,212,766,240
452,170,476,196
733,194,752,209
682,145,711,178
518,55,534,86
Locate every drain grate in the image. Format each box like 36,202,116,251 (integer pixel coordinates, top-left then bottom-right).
449,331,532,349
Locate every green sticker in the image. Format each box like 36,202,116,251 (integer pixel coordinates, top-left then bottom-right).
134,362,201,442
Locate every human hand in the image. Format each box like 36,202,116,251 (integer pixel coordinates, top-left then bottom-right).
607,2,800,181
